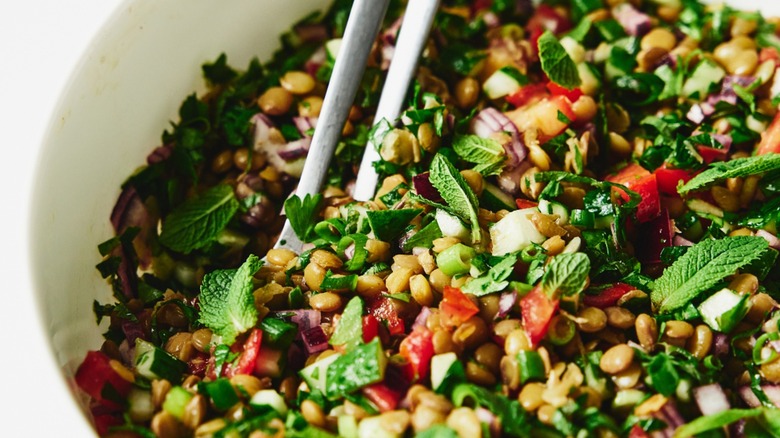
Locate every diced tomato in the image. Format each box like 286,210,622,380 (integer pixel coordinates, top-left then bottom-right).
606,163,661,223
653,165,694,196
368,297,406,336
225,328,262,377
505,83,548,108
636,209,673,265
757,112,780,155
519,287,559,346
440,286,480,327
92,411,123,436
582,283,635,308
628,425,650,438
505,95,575,143
698,146,728,164
362,382,404,413
471,0,492,14
760,47,780,66
75,351,132,410
527,5,572,54
546,81,583,102
362,315,379,343
515,198,539,209
399,327,435,381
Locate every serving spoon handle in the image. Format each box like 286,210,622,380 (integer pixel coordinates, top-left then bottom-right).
273,0,391,253
352,0,442,202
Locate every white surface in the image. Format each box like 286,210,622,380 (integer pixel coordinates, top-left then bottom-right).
1,2,121,435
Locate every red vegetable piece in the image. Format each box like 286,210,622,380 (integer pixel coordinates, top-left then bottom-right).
546,81,583,102
399,327,435,381
362,382,403,413
92,412,123,436
505,83,548,108
628,425,650,438
698,146,728,164
760,47,780,67
75,350,132,410
368,297,406,336
362,315,379,343
582,283,635,309
471,0,492,14
440,286,480,327
654,165,694,196
636,208,673,264
757,112,780,155
519,287,559,346
225,328,262,377
515,198,539,209
606,163,660,223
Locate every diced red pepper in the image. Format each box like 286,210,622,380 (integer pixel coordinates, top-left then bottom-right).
757,112,780,155
653,165,694,196
362,315,379,343
636,209,673,265
440,286,480,327
92,411,123,436
515,198,539,209
628,425,651,438
606,163,661,223
225,328,262,377
399,327,435,381
519,286,559,346
362,382,404,413
760,47,780,67
75,351,132,410
368,297,406,336
582,283,635,309
546,81,583,102
527,5,572,55
505,83,548,108
698,146,728,164
471,0,492,14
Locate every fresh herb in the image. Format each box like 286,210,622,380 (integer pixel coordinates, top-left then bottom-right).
324,338,386,399
462,253,518,296
452,134,506,176
319,271,358,292
158,184,239,254
402,219,443,252
674,408,770,438
198,254,263,345
537,31,582,89
365,208,422,242
213,344,239,377
329,296,363,351
541,252,591,299
284,194,324,243
428,154,482,243
679,154,780,194
650,236,769,313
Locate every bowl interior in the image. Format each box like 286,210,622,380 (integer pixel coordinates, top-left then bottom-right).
29,0,780,432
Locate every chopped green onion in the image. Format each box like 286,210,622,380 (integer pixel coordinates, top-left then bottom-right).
753,332,780,365
259,317,298,350
436,243,477,276
517,350,546,384
162,386,193,419
199,378,239,411
546,315,576,346
319,270,358,292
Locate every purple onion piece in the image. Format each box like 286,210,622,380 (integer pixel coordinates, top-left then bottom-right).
651,399,684,437
381,17,402,45
475,407,501,436
757,229,780,250
293,116,318,137
121,320,146,346
497,162,531,196
146,144,173,165
693,384,731,416
687,104,706,124
496,290,518,319
413,173,444,202
343,242,356,261
305,47,326,77
381,45,395,70
276,137,312,161
739,385,780,408
636,209,673,264
413,307,432,330
612,3,651,36
672,234,694,247
713,333,730,356
481,11,500,28
277,309,321,340
470,107,527,166
301,326,329,355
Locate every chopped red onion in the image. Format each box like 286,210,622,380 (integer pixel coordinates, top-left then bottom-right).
636,209,672,264
146,144,173,164
672,234,694,247
121,319,146,348
470,108,527,167
305,47,326,77
652,400,684,436
687,104,706,124
412,172,444,202
276,309,321,340
301,326,329,355
293,116,318,137
694,384,731,416
475,407,501,436
276,137,312,161
497,162,531,195
688,76,755,122
757,229,780,250
413,307,432,330
612,3,651,36
481,11,500,28
713,333,730,356
496,290,518,319
344,242,356,260
739,385,780,408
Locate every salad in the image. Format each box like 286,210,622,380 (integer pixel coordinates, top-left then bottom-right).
76,0,780,437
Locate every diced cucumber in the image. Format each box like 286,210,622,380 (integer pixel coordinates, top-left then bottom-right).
481,182,517,212
483,66,526,99
490,208,547,256
127,388,154,422
570,209,595,228
299,352,342,393
199,378,239,411
325,339,387,399
338,415,359,438
538,199,569,224
578,62,602,96
593,215,615,230
435,209,470,242
698,288,751,333
162,386,193,420
134,339,187,383
613,389,646,411
431,352,466,395
249,389,288,416
358,416,401,438
326,38,342,61
681,59,725,100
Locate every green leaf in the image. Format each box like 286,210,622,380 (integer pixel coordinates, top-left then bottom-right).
675,408,765,438
402,220,442,252
198,255,263,345
541,252,591,299
452,134,506,164
365,208,422,242
329,296,363,351
537,30,582,89
462,254,518,296
159,184,239,254
284,194,324,242
679,154,780,194
650,236,769,313
428,154,482,243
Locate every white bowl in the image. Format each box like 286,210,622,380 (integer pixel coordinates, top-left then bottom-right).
27,0,780,435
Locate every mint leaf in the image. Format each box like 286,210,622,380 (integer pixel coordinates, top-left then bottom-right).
537,30,582,89
159,184,239,254
329,296,363,351
365,208,422,242
452,134,506,176
675,408,765,438
284,193,323,242
198,254,263,345
679,154,780,195
402,220,442,252
650,236,769,313
541,252,591,299
462,253,518,296
428,154,482,243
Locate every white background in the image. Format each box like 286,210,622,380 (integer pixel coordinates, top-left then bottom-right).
1,1,121,435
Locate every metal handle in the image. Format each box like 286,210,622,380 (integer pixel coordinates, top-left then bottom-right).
275,0,391,251
352,0,441,202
